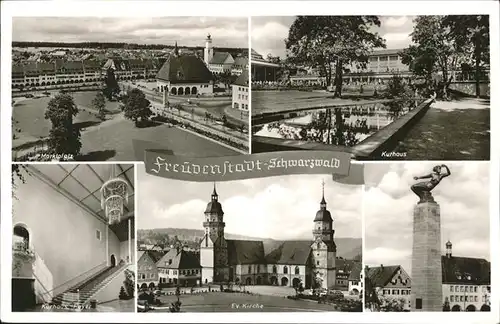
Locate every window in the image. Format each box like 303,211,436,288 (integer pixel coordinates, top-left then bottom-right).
173,270,177,275
96,230,101,240
169,259,172,265
295,266,300,275
460,296,463,302
392,289,399,295
416,298,422,310
465,286,469,292
474,296,478,302
450,296,454,302
196,269,199,274
283,266,288,274
465,296,468,302
450,285,454,292
474,286,478,293
316,261,320,266
257,265,260,273
248,266,252,274
460,286,464,292
273,265,277,274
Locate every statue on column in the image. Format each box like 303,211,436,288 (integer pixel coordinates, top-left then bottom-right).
411,164,451,203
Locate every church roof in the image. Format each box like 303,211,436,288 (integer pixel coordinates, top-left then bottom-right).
441,256,490,285
366,265,401,287
314,209,333,222
264,240,313,265
156,249,201,269
227,239,265,265
156,54,213,84
348,262,362,281
233,70,248,87
205,200,223,214
209,52,233,65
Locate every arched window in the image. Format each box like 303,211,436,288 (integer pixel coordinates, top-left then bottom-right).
248,265,251,274
257,265,260,273
295,266,300,275
13,225,30,251
283,266,288,274
272,265,277,274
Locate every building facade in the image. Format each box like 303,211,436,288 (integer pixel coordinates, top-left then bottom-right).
156,44,214,96
348,262,363,294
156,247,202,288
366,265,412,311
199,183,337,290
137,251,160,290
231,70,249,111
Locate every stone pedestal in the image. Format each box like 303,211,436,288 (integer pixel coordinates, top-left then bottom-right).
411,200,443,311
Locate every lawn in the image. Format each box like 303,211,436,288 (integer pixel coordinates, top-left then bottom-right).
13,91,119,141
149,292,338,312
79,119,240,161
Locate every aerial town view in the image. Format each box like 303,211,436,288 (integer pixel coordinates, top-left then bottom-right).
135,168,363,312
11,17,249,161
251,16,490,160
363,163,491,312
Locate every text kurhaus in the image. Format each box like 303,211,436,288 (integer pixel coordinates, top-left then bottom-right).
150,157,341,176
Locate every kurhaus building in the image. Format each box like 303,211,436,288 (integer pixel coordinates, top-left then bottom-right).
199,184,337,290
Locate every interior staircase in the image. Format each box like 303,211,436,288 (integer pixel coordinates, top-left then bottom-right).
52,260,127,308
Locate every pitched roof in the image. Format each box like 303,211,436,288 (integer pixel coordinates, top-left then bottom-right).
265,240,312,265
366,265,400,287
147,250,166,263
442,256,490,285
233,56,249,68
209,52,233,65
156,248,201,269
227,239,265,265
348,262,362,281
156,54,213,84
233,70,248,87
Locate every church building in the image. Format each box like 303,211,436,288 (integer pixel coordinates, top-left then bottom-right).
199,183,337,290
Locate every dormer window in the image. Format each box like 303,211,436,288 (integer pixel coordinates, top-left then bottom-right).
169,259,172,265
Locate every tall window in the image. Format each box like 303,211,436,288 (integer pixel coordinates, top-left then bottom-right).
283,266,288,274
295,266,300,275
273,265,277,274
13,225,30,251
248,265,252,274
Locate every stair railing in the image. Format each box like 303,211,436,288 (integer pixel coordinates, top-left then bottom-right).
80,262,131,305
39,261,108,301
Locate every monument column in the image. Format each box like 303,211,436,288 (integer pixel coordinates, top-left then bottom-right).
411,192,443,311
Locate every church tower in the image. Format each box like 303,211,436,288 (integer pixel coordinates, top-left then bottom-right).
200,183,228,284
311,180,337,290
204,34,214,66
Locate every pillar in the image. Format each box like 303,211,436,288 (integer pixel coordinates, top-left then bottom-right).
106,226,109,266
411,194,443,312
128,217,132,264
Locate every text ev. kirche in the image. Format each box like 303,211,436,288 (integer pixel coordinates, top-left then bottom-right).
150,156,341,176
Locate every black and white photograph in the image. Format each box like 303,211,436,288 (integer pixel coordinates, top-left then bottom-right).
11,164,136,312
251,15,490,160
11,17,249,162
135,166,362,312
363,162,491,312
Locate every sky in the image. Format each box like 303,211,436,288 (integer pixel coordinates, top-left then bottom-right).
364,162,490,276
137,165,362,239
12,17,248,48
251,15,415,59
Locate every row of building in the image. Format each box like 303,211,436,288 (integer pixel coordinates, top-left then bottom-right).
137,184,362,292
11,35,249,90
365,242,491,312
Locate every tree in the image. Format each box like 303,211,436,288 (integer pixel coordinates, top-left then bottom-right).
285,16,385,97
379,296,406,312
400,16,465,100
364,266,380,311
122,88,153,127
385,75,413,119
443,15,489,97
44,92,81,157
103,68,120,100
92,92,106,120
123,269,135,298
12,165,30,200
118,286,128,300
294,280,304,296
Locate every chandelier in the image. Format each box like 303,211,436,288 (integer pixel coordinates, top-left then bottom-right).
100,165,129,225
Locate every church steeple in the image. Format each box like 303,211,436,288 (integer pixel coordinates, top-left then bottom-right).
320,179,327,209
174,41,179,57
211,182,218,201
